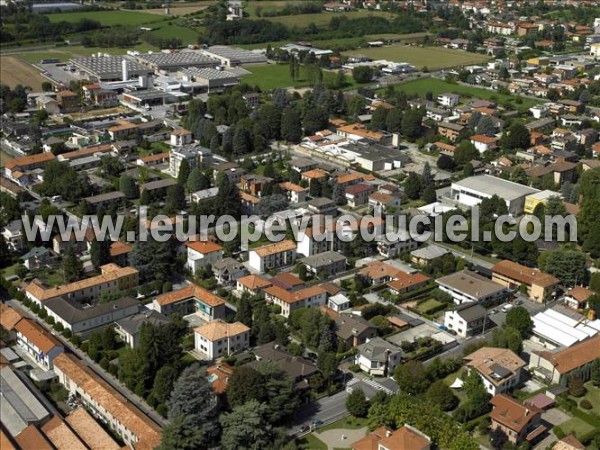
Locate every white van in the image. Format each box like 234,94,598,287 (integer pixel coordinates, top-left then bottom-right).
501,304,514,313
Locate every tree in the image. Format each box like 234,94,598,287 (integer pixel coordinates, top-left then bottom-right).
302,107,328,135
502,123,530,151
153,365,179,405
540,248,587,287
505,307,533,337
454,141,479,167
119,174,138,199
422,162,432,185
186,167,210,193
510,166,528,185
591,358,600,387
233,126,251,156
393,360,430,395
426,380,458,411
346,388,369,417
165,183,186,214
280,107,302,143
177,159,191,185
168,364,219,442
421,184,437,204
476,115,496,135
90,238,111,270
437,154,456,171
401,108,424,141
568,374,586,397
158,416,211,450
352,66,374,83
130,238,176,283
234,294,253,327
370,107,389,131
220,400,274,450
463,162,474,177
41,81,53,92
386,109,402,133
404,172,422,200
62,246,83,282
214,174,242,219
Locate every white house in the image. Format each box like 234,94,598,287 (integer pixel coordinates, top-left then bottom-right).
248,240,296,273
263,285,327,318
170,129,193,147
194,319,250,359
355,337,402,376
470,134,499,153
185,240,224,274
1,219,24,252
327,293,351,312
444,302,486,338
437,93,460,107
15,318,64,370
464,347,525,395
436,270,509,305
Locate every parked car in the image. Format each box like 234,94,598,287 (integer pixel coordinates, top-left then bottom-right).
501,304,514,313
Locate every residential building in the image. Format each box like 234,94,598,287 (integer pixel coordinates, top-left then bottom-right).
369,191,401,214
185,240,224,274
410,246,449,266
444,303,486,338
437,121,465,142
300,251,346,277
236,274,272,296
345,183,374,207
65,407,121,450
529,334,600,384
471,134,499,153
25,264,139,305
1,220,24,252
450,175,540,216
327,293,351,312
212,257,248,285
43,296,140,334
169,145,212,178
52,353,162,449
194,319,250,359
15,318,64,370
152,283,226,321
3,152,55,185
386,271,430,295
376,233,418,258
279,182,308,203
20,246,56,270
490,394,544,445
464,347,526,395
264,285,327,318
436,270,509,305
250,343,318,388
437,93,460,107
114,310,170,348
170,129,193,147
491,260,559,302
351,425,431,450
248,240,296,272
355,337,402,376
563,286,593,310
326,310,377,348
530,306,600,349
552,435,585,450
359,261,403,286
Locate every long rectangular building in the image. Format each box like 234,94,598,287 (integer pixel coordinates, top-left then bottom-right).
53,353,161,450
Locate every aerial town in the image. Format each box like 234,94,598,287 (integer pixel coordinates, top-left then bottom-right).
1,0,600,449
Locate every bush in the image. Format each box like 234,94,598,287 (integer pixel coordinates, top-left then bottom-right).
349,364,361,373
54,322,64,332
580,399,593,410
62,329,72,338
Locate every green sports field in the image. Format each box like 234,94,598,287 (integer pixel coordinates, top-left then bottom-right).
242,63,356,90
344,44,490,70
46,10,166,26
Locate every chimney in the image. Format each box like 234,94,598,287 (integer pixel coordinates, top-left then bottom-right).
386,430,393,437
122,59,129,82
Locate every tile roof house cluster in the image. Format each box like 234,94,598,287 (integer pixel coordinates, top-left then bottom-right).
248,240,297,273
490,394,545,445
264,284,327,318
358,261,430,295
53,353,161,450
464,347,526,395
194,319,250,359
184,240,224,275
152,283,226,321
351,425,431,450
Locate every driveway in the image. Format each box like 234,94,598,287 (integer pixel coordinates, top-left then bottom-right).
316,427,368,450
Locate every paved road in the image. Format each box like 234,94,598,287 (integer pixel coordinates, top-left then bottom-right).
6,299,167,427
288,388,350,436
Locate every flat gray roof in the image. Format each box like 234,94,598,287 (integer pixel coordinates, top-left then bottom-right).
43,296,139,325
300,251,346,269
72,55,151,79
437,270,506,299
452,175,539,201
136,52,219,69
202,46,268,64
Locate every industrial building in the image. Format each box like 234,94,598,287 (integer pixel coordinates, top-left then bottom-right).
70,55,152,81
134,51,220,71
178,67,241,92
450,175,539,216
200,46,268,66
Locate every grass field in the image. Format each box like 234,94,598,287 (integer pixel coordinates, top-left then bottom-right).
17,51,71,63
148,24,200,45
344,44,490,70
266,9,397,27
242,63,356,90
558,417,596,437
572,382,600,416
0,150,15,168
46,10,166,26
415,298,444,314
145,1,212,16
0,56,47,90
393,78,540,110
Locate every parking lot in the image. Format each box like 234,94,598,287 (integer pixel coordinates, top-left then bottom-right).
487,293,548,328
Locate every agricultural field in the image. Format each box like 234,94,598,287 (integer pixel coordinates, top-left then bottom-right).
145,1,213,16
266,9,397,27
45,10,166,26
0,56,48,90
147,24,201,45
394,78,540,110
242,63,355,90
344,44,490,70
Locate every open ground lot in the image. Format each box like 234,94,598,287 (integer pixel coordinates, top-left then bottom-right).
266,9,397,27
394,78,540,110
242,63,356,90
45,10,166,26
344,44,490,70
0,56,47,90
146,24,201,45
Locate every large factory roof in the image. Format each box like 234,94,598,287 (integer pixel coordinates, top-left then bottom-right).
202,46,268,64
71,55,151,80
135,51,219,70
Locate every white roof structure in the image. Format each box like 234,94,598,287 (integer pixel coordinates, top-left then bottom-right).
452,175,539,201
329,293,351,307
532,307,600,348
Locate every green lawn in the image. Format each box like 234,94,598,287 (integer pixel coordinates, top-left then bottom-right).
572,382,600,416
265,9,397,27
46,10,166,26
242,63,356,90
416,298,443,314
147,24,200,45
344,44,490,71
392,78,540,111
558,417,596,437
17,51,71,63
296,433,327,450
